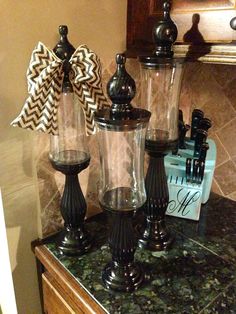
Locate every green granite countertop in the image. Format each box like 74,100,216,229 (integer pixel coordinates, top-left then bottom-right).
45,193,236,314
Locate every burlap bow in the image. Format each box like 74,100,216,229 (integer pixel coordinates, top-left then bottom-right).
11,42,109,135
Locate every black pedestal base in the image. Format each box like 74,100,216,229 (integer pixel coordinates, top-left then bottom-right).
102,210,144,292
50,157,92,257
57,226,92,257
139,149,175,252
138,219,174,251
102,261,144,292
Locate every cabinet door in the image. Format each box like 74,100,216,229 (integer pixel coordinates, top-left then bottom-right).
127,0,236,55
42,272,83,314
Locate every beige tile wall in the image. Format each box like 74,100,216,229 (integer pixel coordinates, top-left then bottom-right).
37,58,236,236
122,60,236,202
180,62,236,201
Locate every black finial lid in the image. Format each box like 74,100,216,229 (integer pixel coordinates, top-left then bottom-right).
107,54,135,115
53,25,75,92
152,1,177,58
139,1,180,67
53,25,75,60
94,53,151,131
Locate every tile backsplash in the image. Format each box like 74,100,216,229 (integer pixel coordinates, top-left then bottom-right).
36,58,236,236
179,62,236,200
126,59,236,201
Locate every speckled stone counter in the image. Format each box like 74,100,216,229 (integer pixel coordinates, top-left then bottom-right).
44,193,236,314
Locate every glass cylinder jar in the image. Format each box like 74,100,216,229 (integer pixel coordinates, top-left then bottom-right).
94,53,151,292
96,119,148,212
139,58,184,152
49,90,90,166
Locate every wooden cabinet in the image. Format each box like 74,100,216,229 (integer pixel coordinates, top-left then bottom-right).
42,272,81,314
127,0,236,60
34,245,105,314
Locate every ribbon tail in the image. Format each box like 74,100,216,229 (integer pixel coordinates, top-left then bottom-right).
11,41,63,135
27,42,59,94
74,83,109,135
11,68,63,135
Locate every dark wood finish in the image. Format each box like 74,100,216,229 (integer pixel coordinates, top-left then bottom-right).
126,0,154,54
102,211,144,292
138,152,174,251
173,43,236,64
36,258,45,314
42,272,83,314
35,245,106,314
126,0,236,62
50,158,92,257
151,0,235,13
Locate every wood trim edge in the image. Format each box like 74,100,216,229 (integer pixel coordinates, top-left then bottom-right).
126,43,236,64
173,43,236,64
35,245,106,314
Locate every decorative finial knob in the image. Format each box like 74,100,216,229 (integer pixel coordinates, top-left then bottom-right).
116,53,125,65
163,1,171,18
230,17,236,30
59,25,68,36
53,25,75,61
107,53,135,114
53,25,75,92
152,0,178,58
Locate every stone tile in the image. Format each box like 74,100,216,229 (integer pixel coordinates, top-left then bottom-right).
214,160,236,196
211,64,236,89
211,178,223,196
53,171,64,196
233,156,236,164
179,87,193,125
202,280,236,313
86,197,102,218
228,191,236,202
201,97,236,132
167,193,236,264
46,214,236,314
210,133,229,166
41,191,63,237
217,118,236,158
182,64,236,135
183,64,218,110
37,165,59,212
223,78,236,111
183,62,209,86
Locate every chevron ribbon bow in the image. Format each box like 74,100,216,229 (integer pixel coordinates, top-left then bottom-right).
11,42,109,135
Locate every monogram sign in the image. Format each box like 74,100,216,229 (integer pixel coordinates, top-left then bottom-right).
167,186,202,221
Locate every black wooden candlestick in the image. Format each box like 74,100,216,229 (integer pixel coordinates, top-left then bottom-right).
49,26,92,256
102,211,144,292
95,54,150,292
138,146,174,251
50,159,92,256
138,1,182,251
